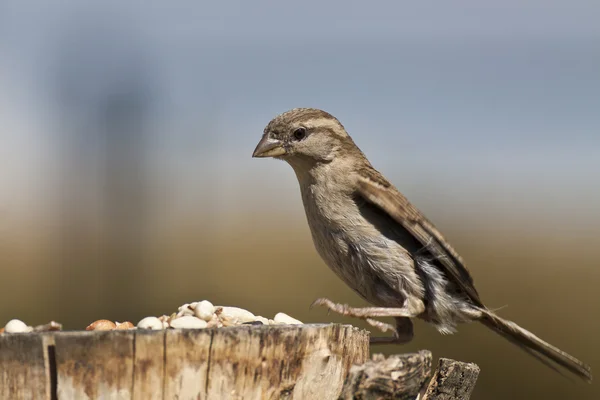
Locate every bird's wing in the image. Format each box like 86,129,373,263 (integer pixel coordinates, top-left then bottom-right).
355,167,483,306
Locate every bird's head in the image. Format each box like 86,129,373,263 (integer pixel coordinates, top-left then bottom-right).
252,108,358,169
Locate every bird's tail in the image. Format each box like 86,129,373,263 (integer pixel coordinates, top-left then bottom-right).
478,308,592,382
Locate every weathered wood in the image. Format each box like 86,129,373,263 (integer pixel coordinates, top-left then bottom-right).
132,330,165,400
53,331,135,399
204,323,369,400
339,350,432,400
0,333,51,400
0,325,480,399
0,324,369,399
163,328,213,399
422,358,480,400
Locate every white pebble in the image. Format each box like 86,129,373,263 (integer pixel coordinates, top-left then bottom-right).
170,316,208,329
206,314,223,328
137,316,164,330
194,300,215,321
177,303,194,317
217,306,256,326
158,315,171,329
4,319,33,333
274,312,303,325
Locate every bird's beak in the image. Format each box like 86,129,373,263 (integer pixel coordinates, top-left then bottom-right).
252,135,286,158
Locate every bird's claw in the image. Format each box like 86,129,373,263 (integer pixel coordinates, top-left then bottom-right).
310,298,352,316
365,318,398,335
311,298,401,336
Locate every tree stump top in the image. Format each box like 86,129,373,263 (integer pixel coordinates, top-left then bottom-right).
1,323,369,400
0,323,479,399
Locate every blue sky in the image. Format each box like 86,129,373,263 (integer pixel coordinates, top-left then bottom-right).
1,1,599,225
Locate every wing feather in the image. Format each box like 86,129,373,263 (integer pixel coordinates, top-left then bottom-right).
355,167,483,306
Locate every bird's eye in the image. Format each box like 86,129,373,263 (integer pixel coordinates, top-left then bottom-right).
293,127,307,141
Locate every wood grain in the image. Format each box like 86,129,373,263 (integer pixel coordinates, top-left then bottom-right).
53,331,134,399
339,350,432,400
0,324,481,399
422,358,480,400
0,333,50,400
132,330,165,400
163,328,213,399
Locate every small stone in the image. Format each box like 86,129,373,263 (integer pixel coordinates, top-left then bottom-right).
206,314,223,328
274,312,303,325
177,303,195,317
137,316,164,330
33,321,63,332
4,319,33,333
217,306,256,326
115,321,135,330
86,320,116,331
158,315,171,329
169,316,208,329
194,300,215,321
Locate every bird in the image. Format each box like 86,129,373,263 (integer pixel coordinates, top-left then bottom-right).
252,107,592,382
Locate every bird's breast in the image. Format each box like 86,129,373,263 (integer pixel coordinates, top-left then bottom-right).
299,182,421,306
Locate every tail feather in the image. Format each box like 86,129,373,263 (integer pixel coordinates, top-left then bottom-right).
479,309,592,382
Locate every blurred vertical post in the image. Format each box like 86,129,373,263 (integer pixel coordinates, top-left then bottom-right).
53,18,153,324
99,73,150,318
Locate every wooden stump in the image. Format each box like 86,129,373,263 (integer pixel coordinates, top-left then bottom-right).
338,353,480,400
0,324,369,400
422,358,480,400
0,324,480,399
339,351,432,400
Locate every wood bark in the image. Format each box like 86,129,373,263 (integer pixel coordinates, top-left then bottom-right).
0,324,480,399
422,358,480,400
339,350,432,400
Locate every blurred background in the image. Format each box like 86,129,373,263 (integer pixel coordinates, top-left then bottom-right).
1,1,599,398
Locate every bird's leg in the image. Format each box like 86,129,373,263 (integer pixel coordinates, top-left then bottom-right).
310,298,424,339
370,317,414,344
364,318,398,335
311,297,416,342
311,297,424,319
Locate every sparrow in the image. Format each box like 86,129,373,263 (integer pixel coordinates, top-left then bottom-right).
252,108,592,382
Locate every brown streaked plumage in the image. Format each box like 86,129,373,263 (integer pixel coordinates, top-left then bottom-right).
252,107,592,382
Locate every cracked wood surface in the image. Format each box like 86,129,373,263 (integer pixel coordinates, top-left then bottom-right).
0,324,369,400
338,353,481,400
0,325,480,399
339,350,432,400
422,358,480,400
